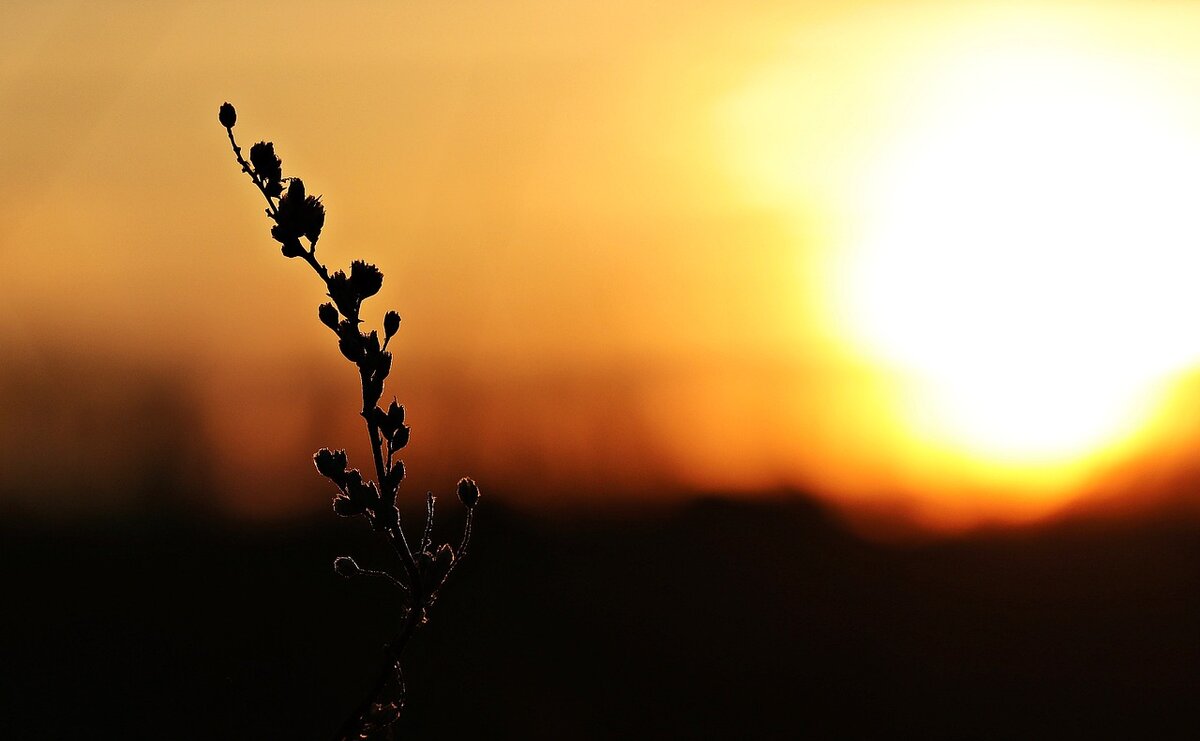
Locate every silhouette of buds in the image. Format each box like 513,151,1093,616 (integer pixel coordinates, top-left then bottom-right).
276,233,306,258
419,544,454,586
273,177,325,251
333,555,362,579
363,377,385,411
304,200,324,242
350,260,383,300
337,326,365,364
249,142,283,192
333,495,364,517
327,270,359,319
319,302,339,330
372,403,409,450
382,460,405,494
333,469,381,517
377,401,408,446
388,401,405,427
314,448,349,485
384,311,401,340
372,350,392,379
219,102,236,128
457,477,480,508
222,109,482,736
347,470,379,505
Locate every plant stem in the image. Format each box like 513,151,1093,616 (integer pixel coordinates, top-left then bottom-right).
225,127,279,218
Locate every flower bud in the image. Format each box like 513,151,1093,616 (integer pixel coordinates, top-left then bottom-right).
332,556,361,578
302,195,325,243
313,448,348,483
386,401,405,429
456,477,480,508
349,260,384,299
391,459,405,483
249,141,282,185
318,302,339,330
384,311,401,339
286,177,305,202
333,493,365,517
338,332,365,364
219,102,237,128
327,270,359,318
279,239,305,258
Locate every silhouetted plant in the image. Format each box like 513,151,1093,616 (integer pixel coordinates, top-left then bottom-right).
218,102,479,740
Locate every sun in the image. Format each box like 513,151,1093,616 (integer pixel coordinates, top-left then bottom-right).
718,8,1200,520
838,36,1200,467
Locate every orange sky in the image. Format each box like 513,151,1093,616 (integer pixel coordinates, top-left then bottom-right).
7,1,1200,531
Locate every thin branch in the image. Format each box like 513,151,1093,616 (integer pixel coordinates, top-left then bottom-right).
356,566,411,595
422,492,435,553
224,127,279,218
435,507,474,595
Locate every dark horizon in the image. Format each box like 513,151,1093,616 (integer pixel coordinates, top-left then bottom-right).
5,495,1199,738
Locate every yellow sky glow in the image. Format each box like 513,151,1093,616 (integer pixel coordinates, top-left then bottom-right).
6,1,1200,530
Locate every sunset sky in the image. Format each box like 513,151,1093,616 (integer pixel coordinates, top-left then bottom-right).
7,0,1200,530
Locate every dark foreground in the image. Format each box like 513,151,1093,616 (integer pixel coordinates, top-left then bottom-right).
3,496,1199,739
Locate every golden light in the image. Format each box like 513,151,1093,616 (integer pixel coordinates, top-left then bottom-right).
722,6,1200,523
843,38,1200,461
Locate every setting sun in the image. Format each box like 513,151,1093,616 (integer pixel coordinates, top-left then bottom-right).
843,32,1200,465
720,5,1200,523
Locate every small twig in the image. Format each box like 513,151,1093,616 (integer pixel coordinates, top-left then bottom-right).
225,127,279,219
437,507,474,595
357,566,411,594
422,492,436,553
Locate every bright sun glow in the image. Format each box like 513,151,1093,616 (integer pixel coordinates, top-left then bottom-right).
722,8,1200,519
841,34,1200,469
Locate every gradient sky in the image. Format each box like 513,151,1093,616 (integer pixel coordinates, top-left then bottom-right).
8,1,1200,530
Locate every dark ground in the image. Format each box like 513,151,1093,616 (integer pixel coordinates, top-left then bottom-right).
3,496,1199,739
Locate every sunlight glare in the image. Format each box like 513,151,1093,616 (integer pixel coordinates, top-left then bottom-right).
720,8,1200,521
841,37,1200,466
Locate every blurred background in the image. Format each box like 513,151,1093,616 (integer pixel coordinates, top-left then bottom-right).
4,1,1200,737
